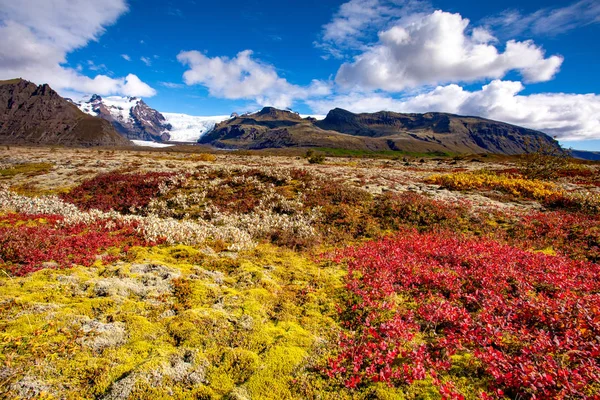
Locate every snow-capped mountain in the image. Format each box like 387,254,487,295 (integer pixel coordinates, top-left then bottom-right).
73,95,232,143
74,95,172,142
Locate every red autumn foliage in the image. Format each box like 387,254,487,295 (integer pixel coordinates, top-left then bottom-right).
60,171,177,214
325,230,600,398
508,211,600,263
0,213,157,276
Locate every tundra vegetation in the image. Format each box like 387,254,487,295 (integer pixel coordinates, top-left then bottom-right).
0,146,599,399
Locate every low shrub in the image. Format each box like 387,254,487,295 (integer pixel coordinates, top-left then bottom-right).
325,231,600,398
508,210,600,263
60,171,180,214
190,153,216,162
543,191,600,215
0,213,155,276
0,162,53,178
373,191,471,231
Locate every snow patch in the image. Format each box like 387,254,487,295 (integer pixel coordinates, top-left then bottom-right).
101,96,141,122
300,114,326,120
74,95,141,123
131,140,175,148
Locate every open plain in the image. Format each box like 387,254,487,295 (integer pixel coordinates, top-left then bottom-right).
1,146,599,399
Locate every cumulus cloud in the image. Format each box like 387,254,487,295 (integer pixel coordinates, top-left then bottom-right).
483,0,600,37
316,0,431,58
336,11,563,92
177,50,330,109
306,80,600,141
121,54,131,61
0,0,156,97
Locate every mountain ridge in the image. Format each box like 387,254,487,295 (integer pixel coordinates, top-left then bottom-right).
0,79,131,147
200,106,560,155
73,94,172,142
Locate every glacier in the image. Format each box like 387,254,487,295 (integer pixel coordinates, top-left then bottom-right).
161,113,231,142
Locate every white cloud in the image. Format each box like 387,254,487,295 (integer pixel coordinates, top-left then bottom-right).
87,60,107,72
307,80,600,141
336,11,563,92
316,0,431,58
0,0,156,97
140,56,152,66
160,82,185,89
483,0,600,37
177,50,330,109
121,54,131,61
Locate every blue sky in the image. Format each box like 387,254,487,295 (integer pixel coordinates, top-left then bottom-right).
1,0,600,149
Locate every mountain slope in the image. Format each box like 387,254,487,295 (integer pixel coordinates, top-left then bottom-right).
75,95,172,142
570,149,600,161
199,107,393,150
201,107,560,154
315,108,559,154
0,79,131,147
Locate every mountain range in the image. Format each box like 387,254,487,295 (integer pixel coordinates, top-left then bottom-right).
71,95,230,144
201,107,560,155
0,78,567,156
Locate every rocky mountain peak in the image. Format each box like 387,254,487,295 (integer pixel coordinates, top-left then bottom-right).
89,94,103,103
0,79,130,146
74,94,172,142
255,107,303,121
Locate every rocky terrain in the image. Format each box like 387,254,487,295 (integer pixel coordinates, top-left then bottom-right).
0,79,131,147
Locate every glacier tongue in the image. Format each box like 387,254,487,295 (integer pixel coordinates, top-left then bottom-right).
162,113,231,142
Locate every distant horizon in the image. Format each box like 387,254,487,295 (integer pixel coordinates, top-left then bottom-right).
69,87,600,152
66,85,600,152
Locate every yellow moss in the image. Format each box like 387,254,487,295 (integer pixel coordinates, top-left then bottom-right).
0,244,345,399
246,345,308,399
426,170,562,201
9,183,70,197
371,383,407,400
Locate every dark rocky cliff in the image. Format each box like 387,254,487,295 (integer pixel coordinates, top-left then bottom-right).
0,79,131,147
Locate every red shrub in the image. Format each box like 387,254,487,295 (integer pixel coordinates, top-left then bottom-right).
372,191,472,231
508,211,600,263
325,231,600,398
0,213,158,276
60,171,177,214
